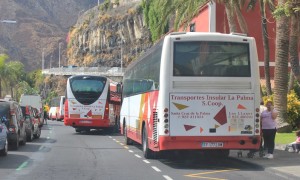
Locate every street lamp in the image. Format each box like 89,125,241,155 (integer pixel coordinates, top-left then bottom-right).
50,55,53,69
42,48,45,70
59,42,62,68
119,40,123,73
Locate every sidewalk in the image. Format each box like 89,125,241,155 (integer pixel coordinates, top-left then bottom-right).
230,145,300,179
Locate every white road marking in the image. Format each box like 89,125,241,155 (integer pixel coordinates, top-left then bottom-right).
128,150,134,153
143,160,150,164
163,175,173,180
108,136,112,138
151,166,161,172
135,154,142,158
120,143,124,146
113,139,116,141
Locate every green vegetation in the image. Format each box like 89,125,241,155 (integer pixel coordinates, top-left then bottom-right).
141,0,206,41
0,54,44,101
275,132,296,145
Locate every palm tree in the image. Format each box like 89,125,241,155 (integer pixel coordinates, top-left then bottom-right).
0,54,8,98
289,1,300,83
273,0,290,131
258,0,275,96
5,61,25,98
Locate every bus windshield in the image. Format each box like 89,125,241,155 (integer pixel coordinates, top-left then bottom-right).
69,76,107,105
173,41,251,77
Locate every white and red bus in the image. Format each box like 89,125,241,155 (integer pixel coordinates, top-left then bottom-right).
64,75,121,132
120,32,261,158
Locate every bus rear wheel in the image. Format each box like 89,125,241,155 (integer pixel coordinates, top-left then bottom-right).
142,126,154,159
124,123,132,145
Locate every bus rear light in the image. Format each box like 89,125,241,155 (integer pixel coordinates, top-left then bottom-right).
255,113,259,117
164,114,168,118
255,129,260,133
164,108,168,112
164,119,168,123
255,124,260,128
164,129,169,134
255,118,259,122
164,124,169,129
255,108,260,112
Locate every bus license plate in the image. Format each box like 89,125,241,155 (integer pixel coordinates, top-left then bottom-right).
202,142,223,148
79,120,92,124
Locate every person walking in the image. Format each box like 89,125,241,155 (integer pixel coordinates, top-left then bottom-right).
43,104,49,125
261,99,278,159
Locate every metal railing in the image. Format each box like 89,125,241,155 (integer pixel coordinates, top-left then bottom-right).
42,67,124,77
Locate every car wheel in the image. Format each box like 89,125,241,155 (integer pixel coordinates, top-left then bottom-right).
33,127,41,139
10,135,19,150
27,128,34,142
20,134,26,146
0,139,8,156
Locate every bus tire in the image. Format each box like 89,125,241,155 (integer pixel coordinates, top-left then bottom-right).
75,128,81,133
142,125,153,159
124,123,133,145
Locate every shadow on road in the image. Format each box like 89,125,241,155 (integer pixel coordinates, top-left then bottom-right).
0,154,30,169
72,129,122,137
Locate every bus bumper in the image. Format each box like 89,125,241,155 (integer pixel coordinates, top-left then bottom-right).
158,136,261,151
64,118,113,128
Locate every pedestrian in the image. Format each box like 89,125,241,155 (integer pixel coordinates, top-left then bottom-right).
43,104,49,125
260,99,278,159
285,130,300,153
260,100,266,114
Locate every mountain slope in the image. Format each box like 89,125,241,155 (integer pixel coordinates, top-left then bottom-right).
0,0,99,71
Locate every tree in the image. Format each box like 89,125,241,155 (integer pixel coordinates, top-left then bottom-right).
288,1,300,83
258,0,275,96
0,54,8,98
273,0,291,131
142,0,206,41
5,61,25,98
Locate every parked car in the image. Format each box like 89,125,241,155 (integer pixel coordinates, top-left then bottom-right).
0,99,27,150
19,94,44,126
21,105,35,141
32,108,41,138
0,118,8,156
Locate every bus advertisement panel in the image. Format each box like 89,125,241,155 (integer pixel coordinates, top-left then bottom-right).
120,32,261,159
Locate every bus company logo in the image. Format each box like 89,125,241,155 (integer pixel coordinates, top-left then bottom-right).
237,104,247,109
172,102,189,110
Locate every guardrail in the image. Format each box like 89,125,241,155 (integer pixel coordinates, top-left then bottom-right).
42,67,124,77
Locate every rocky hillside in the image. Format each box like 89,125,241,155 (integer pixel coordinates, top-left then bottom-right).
67,0,152,68
0,0,99,71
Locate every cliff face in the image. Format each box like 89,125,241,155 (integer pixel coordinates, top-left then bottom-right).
0,0,99,71
67,1,152,68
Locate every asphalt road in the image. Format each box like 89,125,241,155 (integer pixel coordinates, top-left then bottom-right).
0,121,289,180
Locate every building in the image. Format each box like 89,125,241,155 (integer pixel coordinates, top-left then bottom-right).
178,1,278,80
